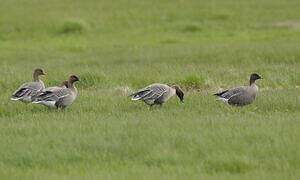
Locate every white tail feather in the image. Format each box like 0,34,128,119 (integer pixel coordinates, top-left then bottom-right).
216,97,229,104
32,101,57,108
11,97,21,101
131,96,140,101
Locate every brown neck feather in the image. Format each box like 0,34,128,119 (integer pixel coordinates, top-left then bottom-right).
33,72,39,82
68,80,75,89
250,78,255,85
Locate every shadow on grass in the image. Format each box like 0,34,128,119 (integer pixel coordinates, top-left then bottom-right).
203,156,256,174
57,19,89,34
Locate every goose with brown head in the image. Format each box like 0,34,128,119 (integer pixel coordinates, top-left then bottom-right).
214,73,263,106
11,68,46,103
249,73,263,85
33,68,46,82
33,75,81,109
130,83,184,108
171,85,184,103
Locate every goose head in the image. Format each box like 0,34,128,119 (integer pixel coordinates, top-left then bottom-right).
59,80,69,88
171,85,184,103
250,73,263,85
34,68,46,76
69,75,81,84
33,68,46,81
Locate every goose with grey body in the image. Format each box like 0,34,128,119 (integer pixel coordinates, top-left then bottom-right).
33,75,80,109
11,68,46,103
130,83,184,107
214,73,263,106
32,80,68,106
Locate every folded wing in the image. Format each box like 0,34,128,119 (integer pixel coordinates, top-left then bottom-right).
11,82,44,102
33,88,71,106
130,84,168,101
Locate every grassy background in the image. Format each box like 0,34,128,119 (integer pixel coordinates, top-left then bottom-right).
0,0,299,179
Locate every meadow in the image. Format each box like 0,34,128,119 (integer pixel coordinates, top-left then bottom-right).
0,0,299,179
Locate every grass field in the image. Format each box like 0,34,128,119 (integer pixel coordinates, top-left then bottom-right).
0,0,299,179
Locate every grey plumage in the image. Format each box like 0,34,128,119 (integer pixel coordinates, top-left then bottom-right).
43,80,68,92
214,86,257,106
11,68,46,103
130,83,184,107
33,88,75,109
11,82,45,103
44,86,63,92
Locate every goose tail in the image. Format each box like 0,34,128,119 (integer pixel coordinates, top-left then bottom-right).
131,95,141,101
213,90,228,97
11,97,21,101
216,97,229,104
129,92,141,101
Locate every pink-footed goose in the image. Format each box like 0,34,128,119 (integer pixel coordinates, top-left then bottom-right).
214,73,263,106
130,83,184,108
33,75,80,109
11,68,46,103
32,80,68,103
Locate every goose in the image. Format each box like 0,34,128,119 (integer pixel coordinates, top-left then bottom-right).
33,75,80,109
130,83,184,107
213,73,263,106
11,68,46,103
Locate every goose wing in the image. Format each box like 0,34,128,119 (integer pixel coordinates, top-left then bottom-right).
214,86,247,99
227,86,257,105
33,88,71,103
11,82,44,100
130,84,169,101
227,92,246,105
44,86,62,92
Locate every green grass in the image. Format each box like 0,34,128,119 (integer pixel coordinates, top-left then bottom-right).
0,0,299,179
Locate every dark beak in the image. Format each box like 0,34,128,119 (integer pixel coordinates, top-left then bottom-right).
259,76,263,79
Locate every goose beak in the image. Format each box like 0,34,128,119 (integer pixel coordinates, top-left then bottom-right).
259,76,263,79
